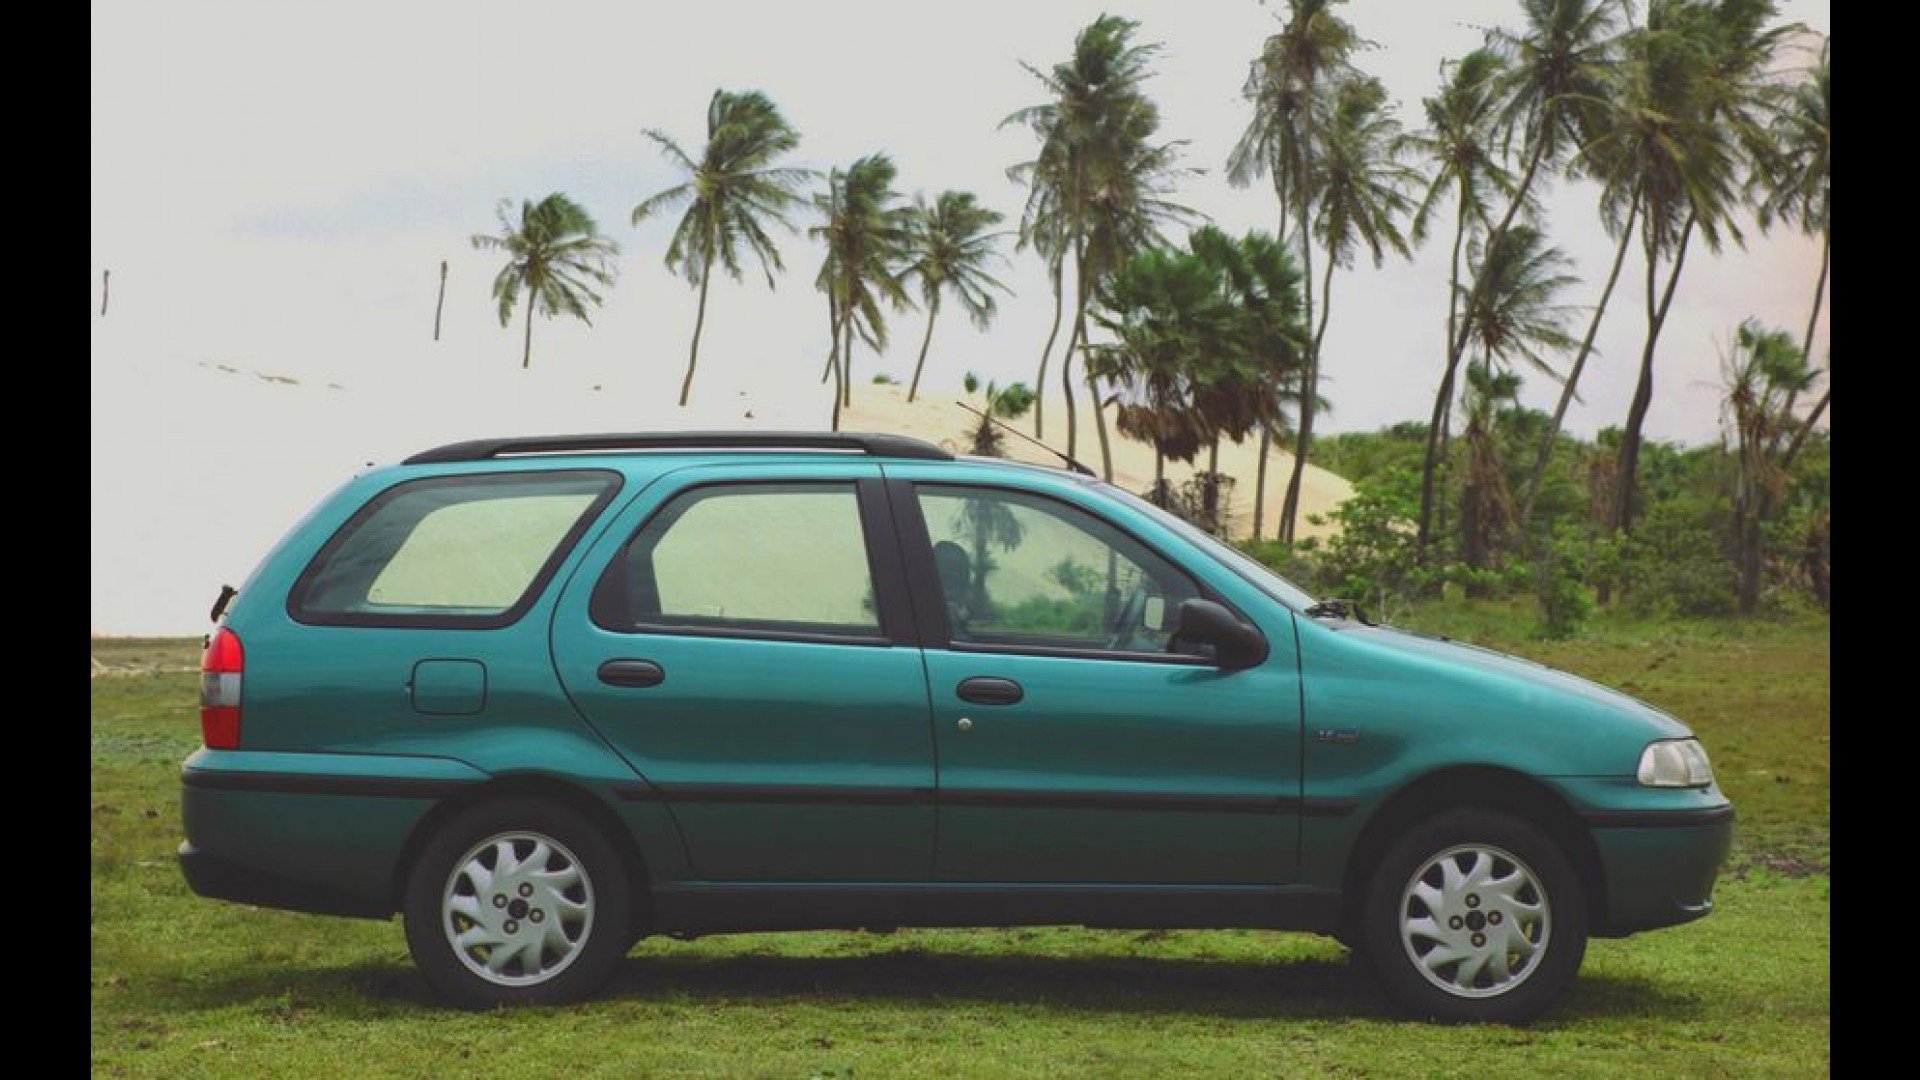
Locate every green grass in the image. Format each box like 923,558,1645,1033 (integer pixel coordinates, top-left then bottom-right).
91,611,1829,1077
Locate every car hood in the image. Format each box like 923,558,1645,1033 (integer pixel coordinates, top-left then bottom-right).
1340,622,1693,739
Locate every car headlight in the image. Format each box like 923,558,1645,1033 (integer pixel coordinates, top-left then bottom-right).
1636,738,1715,788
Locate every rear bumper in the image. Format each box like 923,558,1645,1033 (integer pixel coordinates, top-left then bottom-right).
178,842,390,919
177,748,482,920
1585,803,1734,936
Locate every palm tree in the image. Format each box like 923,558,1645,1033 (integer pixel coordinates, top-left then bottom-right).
1088,245,1233,502
1228,0,1364,540
1755,37,1829,467
1458,362,1526,587
1406,48,1520,544
470,193,618,369
633,89,810,407
1417,0,1627,553
902,192,1011,402
1720,319,1814,614
1279,74,1419,541
1606,0,1792,535
811,155,915,429
1190,227,1311,537
960,372,1037,457
1458,224,1581,386
1006,15,1190,473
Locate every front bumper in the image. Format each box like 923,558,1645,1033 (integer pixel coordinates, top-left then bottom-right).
1584,803,1734,936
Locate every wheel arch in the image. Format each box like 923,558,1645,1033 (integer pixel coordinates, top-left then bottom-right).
1338,765,1607,937
390,772,655,933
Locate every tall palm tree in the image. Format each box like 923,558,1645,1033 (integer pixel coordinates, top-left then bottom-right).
1279,74,1419,540
1755,37,1829,466
811,154,915,429
633,89,810,407
1228,0,1364,541
1007,15,1189,472
470,193,618,369
1417,0,1627,553
1006,151,1070,439
1406,48,1520,544
902,192,1011,402
1605,0,1791,534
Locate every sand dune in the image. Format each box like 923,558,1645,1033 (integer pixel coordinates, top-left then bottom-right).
844,383,1353,543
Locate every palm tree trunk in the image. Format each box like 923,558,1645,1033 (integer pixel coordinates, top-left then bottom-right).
828,302,845,432
1279,183,1316,543
1061,166,1086,460
1154,448,1166,506
521,287,536,369
1416,189,1473,556
433,260,447,342
1781,386,1829,471
1518,195,1641,529
1252,428,1271,542
1205,437,1222,532
1777,226,1830,439
678,270,712,406
100,269,110,318
1282,252,1336,544
848,322,864,407
1089,375,1113,480
908,295,940,403
1436,397,1453,545
1612,210,1697,535
1034,262,1064,438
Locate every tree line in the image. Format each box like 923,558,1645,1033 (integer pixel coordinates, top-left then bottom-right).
461,0,1828,616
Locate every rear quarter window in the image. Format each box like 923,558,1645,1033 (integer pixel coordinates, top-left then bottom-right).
289,470,620,628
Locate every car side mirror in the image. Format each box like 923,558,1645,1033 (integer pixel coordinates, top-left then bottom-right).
1172,598,1267,671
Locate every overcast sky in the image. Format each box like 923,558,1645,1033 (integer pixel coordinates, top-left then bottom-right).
90,0,1829,633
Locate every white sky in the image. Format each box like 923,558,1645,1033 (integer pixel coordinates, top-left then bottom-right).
90,0,1829,634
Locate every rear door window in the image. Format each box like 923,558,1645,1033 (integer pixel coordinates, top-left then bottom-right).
590,482,885,641
290,470,620,627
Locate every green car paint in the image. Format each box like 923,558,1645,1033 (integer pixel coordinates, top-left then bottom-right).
180,439,1731,976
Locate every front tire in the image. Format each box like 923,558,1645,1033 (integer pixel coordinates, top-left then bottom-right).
403,797,631,1008
1361,808,1588,1023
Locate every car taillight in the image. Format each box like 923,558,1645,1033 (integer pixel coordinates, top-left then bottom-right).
200,627,244,749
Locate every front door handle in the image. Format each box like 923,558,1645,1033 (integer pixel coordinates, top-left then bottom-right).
597,659,666,688
956,676,1023,705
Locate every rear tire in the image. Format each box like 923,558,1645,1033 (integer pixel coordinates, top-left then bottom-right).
1360,808,1587,1023
403,797,631,1008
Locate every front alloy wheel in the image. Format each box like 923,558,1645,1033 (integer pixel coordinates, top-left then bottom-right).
1363,809,1587,1023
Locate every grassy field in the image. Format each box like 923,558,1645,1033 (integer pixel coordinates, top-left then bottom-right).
91,606,1829,1077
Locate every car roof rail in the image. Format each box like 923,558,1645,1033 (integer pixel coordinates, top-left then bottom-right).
402,430,955,466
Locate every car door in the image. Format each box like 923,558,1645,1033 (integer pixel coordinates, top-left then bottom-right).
551,461,936,882
888,471,1303,885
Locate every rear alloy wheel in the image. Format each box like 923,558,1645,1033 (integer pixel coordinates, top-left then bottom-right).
404,798,630,1007
1362,809,1587,1023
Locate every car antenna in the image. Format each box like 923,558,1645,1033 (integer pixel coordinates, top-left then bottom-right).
954,401,1096,477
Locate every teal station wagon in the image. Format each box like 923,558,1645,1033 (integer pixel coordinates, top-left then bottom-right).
181,432,1731,1021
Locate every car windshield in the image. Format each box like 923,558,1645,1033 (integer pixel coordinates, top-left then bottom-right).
1093,482,1320,611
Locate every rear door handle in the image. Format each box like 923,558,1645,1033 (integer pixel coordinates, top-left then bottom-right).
597,659,666,688
956,676,1023,705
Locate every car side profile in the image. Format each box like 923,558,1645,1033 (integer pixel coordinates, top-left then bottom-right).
180,431,1732,1021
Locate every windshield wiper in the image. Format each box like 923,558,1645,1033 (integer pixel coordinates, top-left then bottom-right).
1303,598,1372,625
